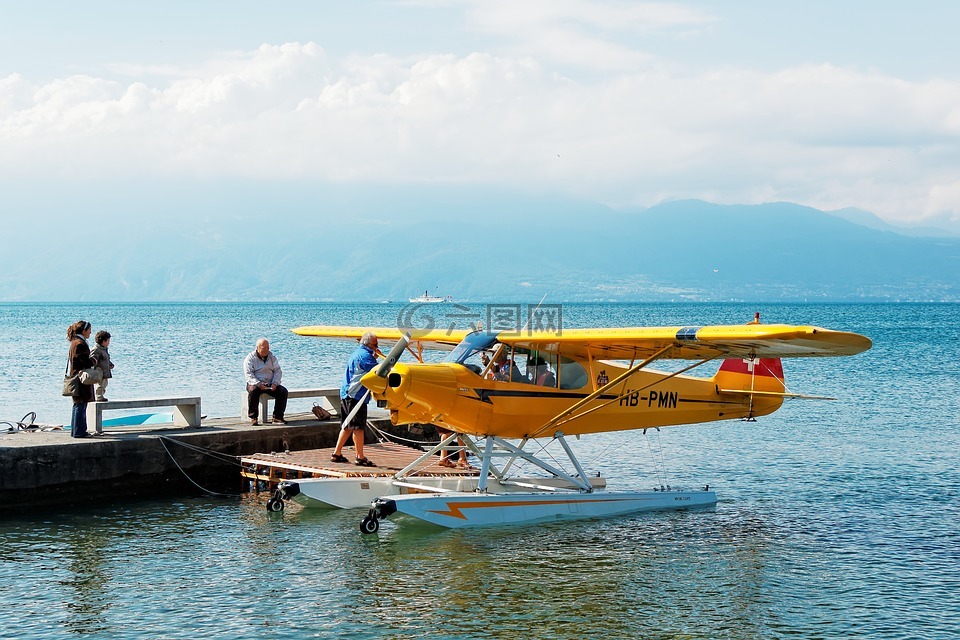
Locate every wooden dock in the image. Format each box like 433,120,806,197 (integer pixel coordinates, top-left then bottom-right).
1,409,396,510
241,441,479,488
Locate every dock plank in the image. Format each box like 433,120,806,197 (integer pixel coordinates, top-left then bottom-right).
241,442,478,479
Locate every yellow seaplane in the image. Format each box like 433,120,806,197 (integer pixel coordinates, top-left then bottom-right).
288,315,871,533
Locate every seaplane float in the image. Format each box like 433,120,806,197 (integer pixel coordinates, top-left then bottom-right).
282,314,870,533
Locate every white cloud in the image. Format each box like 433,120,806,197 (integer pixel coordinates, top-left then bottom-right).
1,20,959,225
462,0,714,71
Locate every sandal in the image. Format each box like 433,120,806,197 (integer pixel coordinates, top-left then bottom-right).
456,461,475,470
355,457,376,467
438,459,456,468
330,454,348,463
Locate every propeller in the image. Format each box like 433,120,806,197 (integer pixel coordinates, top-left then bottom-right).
373,332,412,378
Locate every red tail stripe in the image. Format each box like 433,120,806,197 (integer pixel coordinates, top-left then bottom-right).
718,357,783,378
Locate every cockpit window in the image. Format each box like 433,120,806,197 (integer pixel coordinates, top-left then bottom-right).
446,334,587,388
557,357,587,389
516,348,585,389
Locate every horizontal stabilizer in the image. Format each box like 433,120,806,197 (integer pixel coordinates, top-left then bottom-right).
719,388,835,401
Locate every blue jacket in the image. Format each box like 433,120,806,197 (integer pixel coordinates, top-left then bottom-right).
341,344,378,401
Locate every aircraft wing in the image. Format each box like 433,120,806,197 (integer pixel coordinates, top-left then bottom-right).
499,324,872,361
291,325,469,352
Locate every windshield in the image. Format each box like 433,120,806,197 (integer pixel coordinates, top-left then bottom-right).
444,331,499,365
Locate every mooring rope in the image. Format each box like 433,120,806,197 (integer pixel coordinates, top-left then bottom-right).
0,412,42,433
156,435,243,466
363,421,481,476
157,435,243,497
365,421,427,447
365,421,471,457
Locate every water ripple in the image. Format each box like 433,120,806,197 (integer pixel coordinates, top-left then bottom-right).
1,303,959,638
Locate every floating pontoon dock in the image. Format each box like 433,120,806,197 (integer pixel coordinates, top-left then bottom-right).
241,441,479,488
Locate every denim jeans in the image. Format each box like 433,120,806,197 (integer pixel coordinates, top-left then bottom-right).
71,402,88,438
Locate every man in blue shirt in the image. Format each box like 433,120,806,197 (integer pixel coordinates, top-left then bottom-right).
331,332,379,466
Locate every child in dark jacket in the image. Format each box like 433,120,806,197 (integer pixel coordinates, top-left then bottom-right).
90,331,115,401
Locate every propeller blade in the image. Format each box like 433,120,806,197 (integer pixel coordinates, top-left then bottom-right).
340,389,369,428
374,332,411,378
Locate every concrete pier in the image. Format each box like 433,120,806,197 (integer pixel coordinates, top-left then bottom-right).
0,411,400,511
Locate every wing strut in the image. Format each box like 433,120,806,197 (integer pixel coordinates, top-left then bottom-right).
531,351,722,439
406,341,425,363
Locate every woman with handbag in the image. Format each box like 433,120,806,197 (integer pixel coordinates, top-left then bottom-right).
66,320,96,438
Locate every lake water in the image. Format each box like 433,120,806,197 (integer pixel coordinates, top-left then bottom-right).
1,302,958,639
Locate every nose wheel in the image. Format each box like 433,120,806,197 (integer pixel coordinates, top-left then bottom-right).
266,488,286,512
360,510,380,534
265,481,300,512
359,498,397,534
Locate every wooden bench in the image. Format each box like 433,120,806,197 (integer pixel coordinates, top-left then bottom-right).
87,396,202,434
242,387,340,423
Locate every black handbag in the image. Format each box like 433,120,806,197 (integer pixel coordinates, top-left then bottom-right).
61,359,80,397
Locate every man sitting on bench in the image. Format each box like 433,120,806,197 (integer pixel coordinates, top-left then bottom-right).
243,338,288,425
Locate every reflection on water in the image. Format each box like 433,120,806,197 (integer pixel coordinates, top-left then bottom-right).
1,303,959,638
1,475,958,639
61,528,110,635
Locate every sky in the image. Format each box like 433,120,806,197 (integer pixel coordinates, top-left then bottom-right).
2,0,959,229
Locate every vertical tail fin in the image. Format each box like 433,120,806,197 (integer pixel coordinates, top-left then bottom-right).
713,313,785,395
713,356,786,394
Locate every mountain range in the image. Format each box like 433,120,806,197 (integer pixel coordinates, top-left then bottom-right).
6,189,959,302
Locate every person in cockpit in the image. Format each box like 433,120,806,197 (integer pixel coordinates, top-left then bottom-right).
491,349,528,383
529,356,556,387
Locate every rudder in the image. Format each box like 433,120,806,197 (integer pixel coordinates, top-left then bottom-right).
713,356,785,394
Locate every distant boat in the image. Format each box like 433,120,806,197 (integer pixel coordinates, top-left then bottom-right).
409,290,450,303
